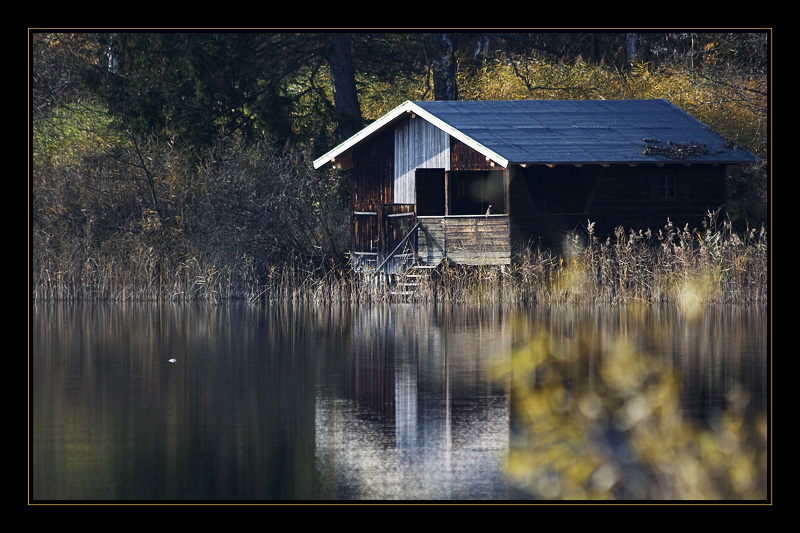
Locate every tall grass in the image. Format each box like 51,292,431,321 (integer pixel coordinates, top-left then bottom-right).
33,211,767,306
413,210,768,308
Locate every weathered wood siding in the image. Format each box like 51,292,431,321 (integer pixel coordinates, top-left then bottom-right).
394,115,450,204
451,138,495,171
349,114,726,263
418,215,510,265
351,204,416,274
508,163,728,251
412,137,512,265
351,128,394,211
591,164,727,233
376,204,417,275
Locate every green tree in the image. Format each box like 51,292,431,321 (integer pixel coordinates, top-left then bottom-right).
80,33,294,148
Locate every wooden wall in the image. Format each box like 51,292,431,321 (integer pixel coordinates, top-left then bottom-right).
348,120,727,263
394,115,450,203
508,163,728,251
351,128,395,211
451,138,494,171
418,215,511,266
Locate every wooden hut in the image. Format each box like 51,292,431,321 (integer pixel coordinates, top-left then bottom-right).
313,99,760,276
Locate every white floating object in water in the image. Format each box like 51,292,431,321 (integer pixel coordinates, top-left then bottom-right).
168,358,177,363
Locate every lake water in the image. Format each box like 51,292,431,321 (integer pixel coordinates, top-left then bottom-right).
30,301,769,502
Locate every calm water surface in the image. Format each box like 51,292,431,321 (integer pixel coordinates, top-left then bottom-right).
30,302,768,502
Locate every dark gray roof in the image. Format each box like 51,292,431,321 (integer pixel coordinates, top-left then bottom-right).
413,98,760,165
313,99,761,169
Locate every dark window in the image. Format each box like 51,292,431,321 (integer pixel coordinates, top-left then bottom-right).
662,175,676,198
650,175,677,199
415,168,446,216
447,170,505,215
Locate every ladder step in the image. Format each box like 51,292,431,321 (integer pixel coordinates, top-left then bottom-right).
382,258,443,301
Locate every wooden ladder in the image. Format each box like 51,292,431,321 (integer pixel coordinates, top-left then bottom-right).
387,260,441,302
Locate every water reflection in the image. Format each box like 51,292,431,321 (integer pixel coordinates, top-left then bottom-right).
30,302,767,502
314,305,511,500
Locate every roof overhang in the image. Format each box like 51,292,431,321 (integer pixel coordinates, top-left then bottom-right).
313,100,510,169
314,99,762,170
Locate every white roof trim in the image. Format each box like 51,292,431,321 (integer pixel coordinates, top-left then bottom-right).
313,100,509,169
410,102,510,168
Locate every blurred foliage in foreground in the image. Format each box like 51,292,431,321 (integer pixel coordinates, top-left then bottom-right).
492,311,768,500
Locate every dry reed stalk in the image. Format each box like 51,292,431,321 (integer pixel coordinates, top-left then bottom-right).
32,213,767,306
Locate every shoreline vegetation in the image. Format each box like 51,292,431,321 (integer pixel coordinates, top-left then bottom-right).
32,210,767,308
32,34,768,309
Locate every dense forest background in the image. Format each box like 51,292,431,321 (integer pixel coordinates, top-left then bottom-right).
31,31,769,302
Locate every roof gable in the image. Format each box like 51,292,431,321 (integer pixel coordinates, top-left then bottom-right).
313,99,760,169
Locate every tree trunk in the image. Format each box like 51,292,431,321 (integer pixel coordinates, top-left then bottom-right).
432,33,459,101
327,33,363,140
626,33,639,66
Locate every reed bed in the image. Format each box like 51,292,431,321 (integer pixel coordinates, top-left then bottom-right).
416,213,767,308
33,212,767,306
